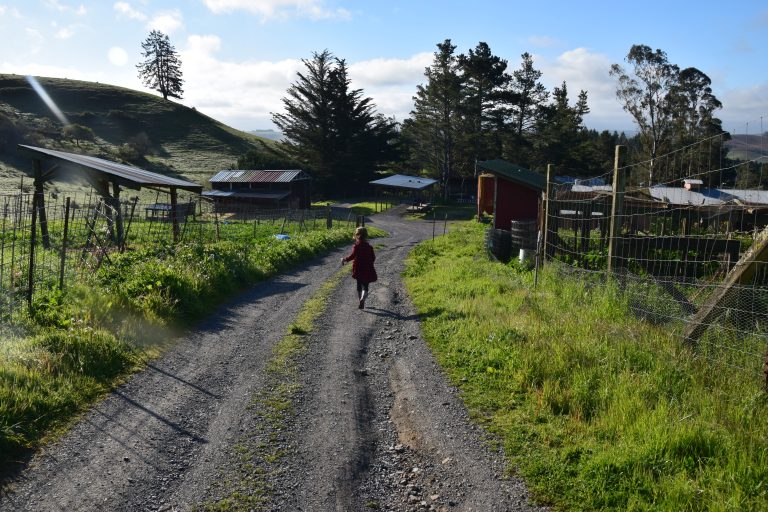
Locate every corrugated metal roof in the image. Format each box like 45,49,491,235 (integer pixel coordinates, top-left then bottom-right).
18,144,202,192
722,189,768,205
201,190,290,200
648,187,725,205
477,160,545,191
369,174,437,190
209,170,309,183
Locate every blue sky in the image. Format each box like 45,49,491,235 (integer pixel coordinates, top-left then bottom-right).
1,1,767,135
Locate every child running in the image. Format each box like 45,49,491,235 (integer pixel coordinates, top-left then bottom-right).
341,226,377,309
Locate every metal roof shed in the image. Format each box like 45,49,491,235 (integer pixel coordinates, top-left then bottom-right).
369,174,438,191
207,169,311,210
18,144,202,243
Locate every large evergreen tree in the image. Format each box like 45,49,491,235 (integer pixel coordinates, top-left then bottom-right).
407,39,464,199
272,50,398,194
457,42,511,176
136,30,184,101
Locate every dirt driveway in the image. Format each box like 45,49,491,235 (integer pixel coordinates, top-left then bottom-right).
1,208,544,512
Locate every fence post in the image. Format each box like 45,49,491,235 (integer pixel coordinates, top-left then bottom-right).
59,197,71,290
543,164,553,263
607,145,626,273
27,189,38,309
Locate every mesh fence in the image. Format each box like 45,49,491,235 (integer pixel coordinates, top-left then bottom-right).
0,191,366,317
542,134,768,383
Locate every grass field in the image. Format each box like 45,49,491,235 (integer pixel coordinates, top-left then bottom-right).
404,222,768,511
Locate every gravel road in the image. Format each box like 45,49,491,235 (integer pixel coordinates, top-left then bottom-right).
1,208,545,512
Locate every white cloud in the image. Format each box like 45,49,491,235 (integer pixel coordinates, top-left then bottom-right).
45,0,86,15
108,46,128,66
114,1,147,21
202,0,351,21
147,9,183,34
527,35,559,48
54,26,75,39
24,28,45,55
720,82,768,132
178,34,302,127
537,47,634,131
349,53,431,87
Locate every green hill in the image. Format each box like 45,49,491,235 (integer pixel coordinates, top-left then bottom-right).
0,74,282,193
724,134,767,162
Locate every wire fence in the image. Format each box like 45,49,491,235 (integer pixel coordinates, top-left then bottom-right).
484,134,768,385
0,191,369,317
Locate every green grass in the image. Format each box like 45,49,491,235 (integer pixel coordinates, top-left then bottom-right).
0,224,385,472
404,222,768,511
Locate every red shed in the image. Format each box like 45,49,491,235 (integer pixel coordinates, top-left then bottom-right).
477,160,545,230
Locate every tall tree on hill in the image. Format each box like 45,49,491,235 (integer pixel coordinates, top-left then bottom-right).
137,30,184,100
407,39,464,199
272,50,398,194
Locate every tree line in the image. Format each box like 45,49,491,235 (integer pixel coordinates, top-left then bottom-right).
137,32,733,196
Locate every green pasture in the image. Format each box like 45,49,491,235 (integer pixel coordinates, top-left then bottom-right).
405,222,768,511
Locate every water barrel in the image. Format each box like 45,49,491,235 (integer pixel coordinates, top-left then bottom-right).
510,219,538,251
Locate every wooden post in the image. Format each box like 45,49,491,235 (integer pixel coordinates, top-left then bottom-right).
27,187,38,309
33,159,51,249
111,181,124,246
607,145,626,273
543,164,553,264
170,188,180,243
59,197,71,290
121,197,138,253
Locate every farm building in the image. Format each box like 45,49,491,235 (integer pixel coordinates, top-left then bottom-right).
369,174,437,211
476,159,546,230
202,170,311,211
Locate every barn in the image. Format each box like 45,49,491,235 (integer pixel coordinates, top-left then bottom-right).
477,159,545,230
203,169,311,211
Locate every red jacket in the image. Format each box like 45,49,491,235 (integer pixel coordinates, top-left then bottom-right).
343,240,377,283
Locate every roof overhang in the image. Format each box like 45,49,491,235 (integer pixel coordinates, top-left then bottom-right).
18,144,203,193
201,190,291,200
369,174,437,190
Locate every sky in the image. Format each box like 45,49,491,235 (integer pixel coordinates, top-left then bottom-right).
0,0,767,136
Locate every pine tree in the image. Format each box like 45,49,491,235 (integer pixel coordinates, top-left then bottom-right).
272,50,398,194
458,42,511,176
407,39,464,199
137,30,184,101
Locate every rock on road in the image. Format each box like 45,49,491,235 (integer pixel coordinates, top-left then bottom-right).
1,208,545,512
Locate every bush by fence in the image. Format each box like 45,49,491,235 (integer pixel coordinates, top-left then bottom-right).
0,191,370,316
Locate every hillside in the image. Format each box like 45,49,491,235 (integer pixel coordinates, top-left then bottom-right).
0,74,282,193
725,133,767,162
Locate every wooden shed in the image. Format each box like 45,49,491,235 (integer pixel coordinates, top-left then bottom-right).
477,159,545,230
203,169,311,211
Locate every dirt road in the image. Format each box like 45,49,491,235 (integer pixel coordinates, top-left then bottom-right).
1,209,544,511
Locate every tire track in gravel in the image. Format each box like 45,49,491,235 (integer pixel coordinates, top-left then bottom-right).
273,211,546,511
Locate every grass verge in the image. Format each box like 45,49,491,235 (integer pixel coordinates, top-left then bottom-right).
199,266,348,511
404,221,768,511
